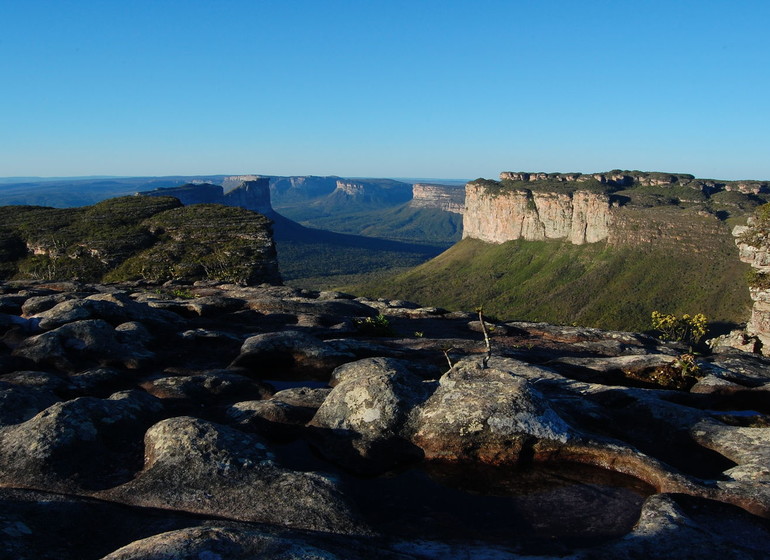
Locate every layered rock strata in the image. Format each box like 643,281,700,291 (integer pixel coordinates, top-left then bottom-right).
138,178,273,215
728,213,770,354
463,182,613,244
409,183,465,214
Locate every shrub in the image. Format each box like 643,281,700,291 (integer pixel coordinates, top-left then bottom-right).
648,353,704,390
651,310,708,347
354,314,396,336
746,269,770,290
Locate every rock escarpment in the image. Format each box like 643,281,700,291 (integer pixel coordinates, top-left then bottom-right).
499,170,770,194
138,178,273,215
409,183,465,214
1,280,770,558
723,206,770,354
328,179,413,206
464,170,768,247
463,182,613,244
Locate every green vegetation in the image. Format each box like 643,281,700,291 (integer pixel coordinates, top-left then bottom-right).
737,202,770,248
271,214,447,289
107,204,276,285
627,353,705,390
471,173,770,215
354,314,396,336
747,269,770,290
347,237,751,332
0,198,278,285
650,311,708,347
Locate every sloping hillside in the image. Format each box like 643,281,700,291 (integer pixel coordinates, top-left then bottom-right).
348,234,751,333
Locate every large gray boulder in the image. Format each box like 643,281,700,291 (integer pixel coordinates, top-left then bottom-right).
308,357,432,473
31,292,182,331
0,391,163,492
101,525,411,560
12,319,154,372
0,380,60,426
230,330,355,380
577,493,770,559
409,358,577,465
102,416,366,535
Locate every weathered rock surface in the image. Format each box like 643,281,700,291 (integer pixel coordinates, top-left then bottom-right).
409,359,577,464
463,182,613,245
0,280,768,558
231,330,355,379
730,214,770,355
410,183,465,214
102,416,365,535
309,357,430,472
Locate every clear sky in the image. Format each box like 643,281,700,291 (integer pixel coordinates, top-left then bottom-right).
2,0,769,180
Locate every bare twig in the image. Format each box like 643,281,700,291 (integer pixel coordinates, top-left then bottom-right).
442,347,455,371
477,306,492,369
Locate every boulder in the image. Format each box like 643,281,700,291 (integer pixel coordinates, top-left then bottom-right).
102,416,366,534
226,398,315,438
0,390,163,491
140,371,274,403
0,380,60,426
12,319,155,372
20,292,74,316
31,292,182,331
102,525,409,560
309,357,431,473
581,493,770,559
409,358,577,465
230,330,355,380
0,370,69,392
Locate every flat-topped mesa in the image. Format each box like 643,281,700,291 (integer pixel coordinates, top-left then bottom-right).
137,178,273,216
500,170,770,194
409,183,465,214
221,175,260,191
222,179,273,215
329,179,412,205
463,182,613,245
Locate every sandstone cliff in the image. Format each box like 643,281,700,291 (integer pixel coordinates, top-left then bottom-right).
328,179,412,206
728,209,770,353
463,170,765,247
462,182,613,244
409,183,464,214
138,178,273,215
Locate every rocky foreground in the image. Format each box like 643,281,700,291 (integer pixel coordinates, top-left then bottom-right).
1,281,769,559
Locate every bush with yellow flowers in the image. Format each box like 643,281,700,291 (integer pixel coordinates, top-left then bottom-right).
651,311,708,348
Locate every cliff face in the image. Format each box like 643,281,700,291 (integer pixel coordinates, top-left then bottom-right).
269,176,339,205
462,182,613,245
328,179,412,206
138,178,273,215
730,214,770,353
409,184,464,214
222,179,273,214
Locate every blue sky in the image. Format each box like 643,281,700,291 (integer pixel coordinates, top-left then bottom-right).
2,0,769,180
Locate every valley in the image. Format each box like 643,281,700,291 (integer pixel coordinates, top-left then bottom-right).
0,169,766,335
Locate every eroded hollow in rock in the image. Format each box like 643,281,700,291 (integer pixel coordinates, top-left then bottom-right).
271,437,655,551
